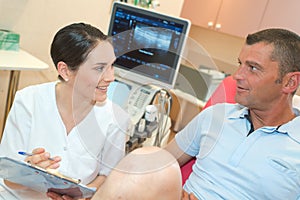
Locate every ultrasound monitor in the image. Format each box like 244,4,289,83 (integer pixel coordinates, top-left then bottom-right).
108,2,190,89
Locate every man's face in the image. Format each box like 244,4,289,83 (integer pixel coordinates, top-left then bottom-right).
233,42,283,110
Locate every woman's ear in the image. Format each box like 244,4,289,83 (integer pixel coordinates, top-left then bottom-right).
283,72,300,94
57,61,69,82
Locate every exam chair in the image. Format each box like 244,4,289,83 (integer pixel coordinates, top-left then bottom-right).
180,75,300,185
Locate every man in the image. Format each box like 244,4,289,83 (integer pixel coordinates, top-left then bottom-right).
165,28,300,199
91,146,182,200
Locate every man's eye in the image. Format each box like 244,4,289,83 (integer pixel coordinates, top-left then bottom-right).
249,65,258,71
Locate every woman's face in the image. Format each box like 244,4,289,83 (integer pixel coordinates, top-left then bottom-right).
72,41,116,104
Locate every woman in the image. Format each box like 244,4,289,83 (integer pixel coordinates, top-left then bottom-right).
0,22,131,199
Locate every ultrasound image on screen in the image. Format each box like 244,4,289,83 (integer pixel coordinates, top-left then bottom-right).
108,3,189,87
134,24,172,51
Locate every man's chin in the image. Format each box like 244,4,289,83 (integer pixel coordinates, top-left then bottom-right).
234,96,246,106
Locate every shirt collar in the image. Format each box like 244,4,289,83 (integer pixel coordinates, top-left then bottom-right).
278,109,300,143
227,104,300,143
228,105,249,120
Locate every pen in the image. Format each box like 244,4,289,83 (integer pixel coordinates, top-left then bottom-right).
18,151,55,161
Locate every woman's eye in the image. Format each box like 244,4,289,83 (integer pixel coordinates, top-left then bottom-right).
96,66,105,72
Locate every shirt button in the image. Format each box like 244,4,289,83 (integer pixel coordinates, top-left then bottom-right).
63,147,68,151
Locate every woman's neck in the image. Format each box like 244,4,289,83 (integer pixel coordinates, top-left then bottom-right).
55,82,94,134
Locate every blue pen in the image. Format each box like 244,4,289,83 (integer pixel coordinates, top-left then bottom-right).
18,151,55,161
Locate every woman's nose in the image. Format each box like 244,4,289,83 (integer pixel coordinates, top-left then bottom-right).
103,66,115,82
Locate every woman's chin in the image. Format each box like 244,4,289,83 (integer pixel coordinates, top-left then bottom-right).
94,95,107,103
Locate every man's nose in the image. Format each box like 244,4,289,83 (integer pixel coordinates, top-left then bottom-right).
232,65,246,80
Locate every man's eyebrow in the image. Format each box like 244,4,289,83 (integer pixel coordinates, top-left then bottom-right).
245,60,259,66
245,60,263,69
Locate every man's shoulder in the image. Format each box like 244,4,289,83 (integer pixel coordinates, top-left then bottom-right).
203,103,245,114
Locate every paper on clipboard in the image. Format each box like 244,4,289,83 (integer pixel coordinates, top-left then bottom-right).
0,157,96,199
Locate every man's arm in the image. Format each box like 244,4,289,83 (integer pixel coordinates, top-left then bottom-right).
164,138,193,167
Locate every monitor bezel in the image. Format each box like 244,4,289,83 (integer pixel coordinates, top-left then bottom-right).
107,2,190,89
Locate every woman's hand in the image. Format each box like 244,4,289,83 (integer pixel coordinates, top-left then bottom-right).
5,147,62,190
46,192,73,200
46,192,90,200
24,147,61,169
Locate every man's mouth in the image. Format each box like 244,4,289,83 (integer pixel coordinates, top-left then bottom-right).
236,85,249,92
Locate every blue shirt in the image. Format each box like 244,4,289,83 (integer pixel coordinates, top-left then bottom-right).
176,103,300,200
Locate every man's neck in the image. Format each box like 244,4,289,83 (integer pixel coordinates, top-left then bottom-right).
249,105,295,130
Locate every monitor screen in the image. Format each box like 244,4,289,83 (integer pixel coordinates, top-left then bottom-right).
108,2,190,89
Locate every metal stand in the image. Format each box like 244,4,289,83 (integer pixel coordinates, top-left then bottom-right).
2,70,20,135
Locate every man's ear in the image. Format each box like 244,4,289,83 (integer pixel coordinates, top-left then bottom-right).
57,61,69,81
282,72,300,93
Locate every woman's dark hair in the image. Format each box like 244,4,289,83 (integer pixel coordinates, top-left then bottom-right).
246,28,300,81
50,22,108,81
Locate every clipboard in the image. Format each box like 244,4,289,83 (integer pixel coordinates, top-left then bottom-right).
0,157,96,199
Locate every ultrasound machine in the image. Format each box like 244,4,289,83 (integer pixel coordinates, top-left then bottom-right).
107,2,190,151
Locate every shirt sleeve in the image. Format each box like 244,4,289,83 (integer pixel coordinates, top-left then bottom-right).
0,91,32,159
175,107,213,157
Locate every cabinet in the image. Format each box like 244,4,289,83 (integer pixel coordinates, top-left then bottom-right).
259,0,300,34
180,0,222,29
216,0,268,37
180,0,268,37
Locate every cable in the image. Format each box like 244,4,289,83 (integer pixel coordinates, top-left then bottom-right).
154,89,172,147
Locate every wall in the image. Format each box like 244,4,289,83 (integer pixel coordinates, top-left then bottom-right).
0,0,114,132
152,0,184,17
2,0,297,133
0,0,185,133
182,24,244,75
185,24,300,97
